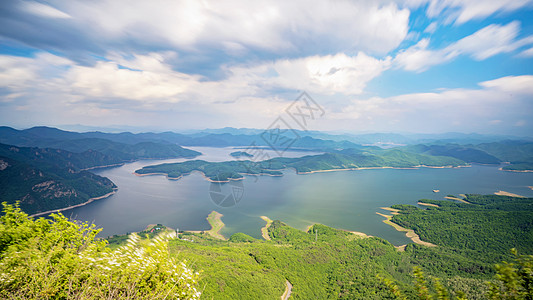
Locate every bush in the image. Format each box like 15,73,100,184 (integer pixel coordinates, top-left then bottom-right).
0,202,201,299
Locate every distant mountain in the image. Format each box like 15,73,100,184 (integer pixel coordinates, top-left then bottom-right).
402,141,533,171
0,126,363,151
0,145,116,215
42,139,201,162
403,144,501,164
0,127,201,163
179,127,529,145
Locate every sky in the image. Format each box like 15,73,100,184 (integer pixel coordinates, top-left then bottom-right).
0,0,532,136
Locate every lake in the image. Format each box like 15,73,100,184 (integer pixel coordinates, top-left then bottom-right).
66,146,533,246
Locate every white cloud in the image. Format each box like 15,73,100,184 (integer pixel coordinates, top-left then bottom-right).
479,75,533,94
1,51,532,134
424,22,438,34
422,0,533,24
518,47,533,57
20,1,72,19
52,0,410,55
330,75,533,133
395,22,533,72
448,21,528,60
0,49,390,117
266,52,392,95
393,38,452,71
0,53,72,89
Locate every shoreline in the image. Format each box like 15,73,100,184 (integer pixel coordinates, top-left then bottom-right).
348,231,372,238
260,216,273,240
305,222,372,239
296,164,469,175
417,202,440,208
376,209,437,248
30,189,117,217
494,190,525,198
206,211,226,240
134,170,245,183
135,163,471,183
81,163,127,171
499,167,533,173
80,155,201,172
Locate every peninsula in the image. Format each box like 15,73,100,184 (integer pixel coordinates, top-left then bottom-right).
135,149,467,182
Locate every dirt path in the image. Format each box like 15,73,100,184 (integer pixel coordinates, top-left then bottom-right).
281,280,292,300
376,210,437,248
260,216,273,240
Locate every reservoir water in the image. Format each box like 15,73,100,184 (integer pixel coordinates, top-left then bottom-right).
66,147,533,246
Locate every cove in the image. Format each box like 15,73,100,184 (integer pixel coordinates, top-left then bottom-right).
65,147,533,246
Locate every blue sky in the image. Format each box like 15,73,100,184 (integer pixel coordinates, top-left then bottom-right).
0,0,532,136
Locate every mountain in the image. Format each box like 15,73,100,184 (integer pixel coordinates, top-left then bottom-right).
135,148,467,181
179,127,528,145
403,141,533,170
403,144,501,164
0,126,364,151
0,128,201,214
0,146,116,215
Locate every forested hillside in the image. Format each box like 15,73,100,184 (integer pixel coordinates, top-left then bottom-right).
0,144,117,215
404,141,533,171
391,194,533,279
136,149,466,181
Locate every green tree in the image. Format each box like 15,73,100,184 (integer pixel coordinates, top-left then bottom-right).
0,202,200,299
488,249,533,300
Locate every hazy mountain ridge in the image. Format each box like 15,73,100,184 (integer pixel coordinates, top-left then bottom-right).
403,141,533,170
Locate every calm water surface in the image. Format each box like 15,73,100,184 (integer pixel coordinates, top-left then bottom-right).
66,147,533,246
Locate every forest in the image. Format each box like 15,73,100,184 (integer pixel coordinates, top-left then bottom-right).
1,194,532,299
135,149,466,182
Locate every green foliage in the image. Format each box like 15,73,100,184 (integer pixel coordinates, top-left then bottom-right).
230,151,253,158
0,143,118,215
0,203,200,299
136,149,467,181
385,250,533,300
392,195,533,258
166,221,414,299
229,232,256,242
488,249,533,299
403,141,533,170
403,144,501,165
502,162,533,171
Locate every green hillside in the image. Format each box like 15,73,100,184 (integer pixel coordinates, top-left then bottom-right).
136,149,467,181
391,194,533,279
404,141,533,171
2,194,532,299
0,144,117,215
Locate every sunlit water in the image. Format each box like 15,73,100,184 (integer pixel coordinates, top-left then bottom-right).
65,147,533,246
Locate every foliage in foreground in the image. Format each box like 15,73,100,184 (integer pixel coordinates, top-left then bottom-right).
383,250,533,300
0,202,200,299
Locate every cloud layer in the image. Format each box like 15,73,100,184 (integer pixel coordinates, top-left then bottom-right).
0,0,532,135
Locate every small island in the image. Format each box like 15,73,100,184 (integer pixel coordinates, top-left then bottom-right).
135,149,467,182
230,151,254,158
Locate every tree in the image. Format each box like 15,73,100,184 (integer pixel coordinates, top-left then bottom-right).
0,202,201,299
